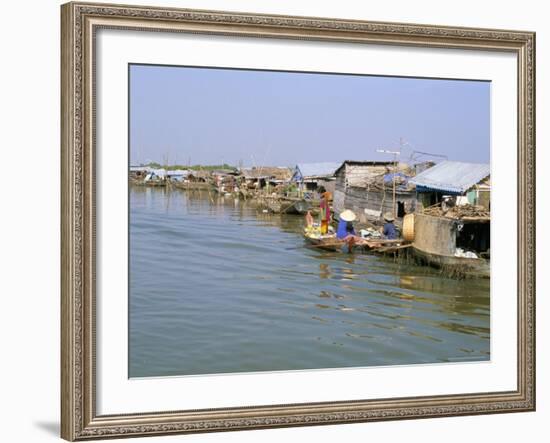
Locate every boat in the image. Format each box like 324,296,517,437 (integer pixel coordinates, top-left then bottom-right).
303,227,344,251
290,199,312,214
265,196,319,214
287,198,324,215
360,237,411,254
266,198,283,213
172,181,213,191
411,245,490,278
410,213,490,278
303,226,410,254
132,180,166,187
304,234,344,251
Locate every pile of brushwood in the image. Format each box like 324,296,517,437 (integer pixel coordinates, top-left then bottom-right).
423,203,490,220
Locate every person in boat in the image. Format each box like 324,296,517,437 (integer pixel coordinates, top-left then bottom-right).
337,210,358,239
305,210,314,228
337,210,361,253
381,212,398,239
319,191,331,235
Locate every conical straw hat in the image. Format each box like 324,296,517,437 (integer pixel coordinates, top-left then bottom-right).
383,212,395,221
340,209,356,222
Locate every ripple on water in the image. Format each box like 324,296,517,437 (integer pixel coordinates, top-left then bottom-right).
129,189,490,377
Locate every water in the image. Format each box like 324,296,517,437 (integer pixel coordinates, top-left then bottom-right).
129,187,490,377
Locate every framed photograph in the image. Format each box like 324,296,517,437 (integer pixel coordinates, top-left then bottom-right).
61,1,536,440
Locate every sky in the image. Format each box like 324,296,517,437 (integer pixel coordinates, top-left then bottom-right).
129,64,490,167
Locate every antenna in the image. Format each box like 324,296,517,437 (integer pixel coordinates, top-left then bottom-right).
409,150,448,162
376,149,400,156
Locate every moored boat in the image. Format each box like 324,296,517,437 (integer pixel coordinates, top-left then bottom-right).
172,181,213,191
132,180,166,187
286,197,320,214
411,245,490,278
266,196,318,214
410,213,490,278
360,237,411,254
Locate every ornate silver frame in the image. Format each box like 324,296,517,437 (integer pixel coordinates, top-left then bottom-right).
61,2,536,440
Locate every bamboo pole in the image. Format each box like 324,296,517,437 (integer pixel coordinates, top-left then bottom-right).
393,153,397,218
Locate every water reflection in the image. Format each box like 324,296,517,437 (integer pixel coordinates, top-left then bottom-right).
319,264,331,279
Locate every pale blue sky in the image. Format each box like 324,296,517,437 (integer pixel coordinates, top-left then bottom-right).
129,64,490,166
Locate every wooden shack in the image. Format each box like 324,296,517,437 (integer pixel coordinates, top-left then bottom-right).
211,170,239,193
333,160,416,224
240,167,292,190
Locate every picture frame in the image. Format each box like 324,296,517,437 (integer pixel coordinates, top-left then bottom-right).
61,1,536,440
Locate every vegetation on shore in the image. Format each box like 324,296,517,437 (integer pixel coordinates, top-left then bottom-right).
144,162,237,172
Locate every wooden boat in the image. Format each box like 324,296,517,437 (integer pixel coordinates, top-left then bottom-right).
172,181,213,191
412,245,490,278
303,229,344,251
265,197,319,214
266,198,299,214
266,198,283,213
303,228,410,254
410,213,490,278
359,238,412,255
132,180,166,187
290,199,311,214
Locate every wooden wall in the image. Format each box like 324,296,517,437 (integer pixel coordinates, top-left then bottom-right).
338,163,390,187
334,163,415,223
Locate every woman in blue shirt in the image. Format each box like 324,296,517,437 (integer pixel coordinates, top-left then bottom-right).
336,210,359,253
337,210,357,239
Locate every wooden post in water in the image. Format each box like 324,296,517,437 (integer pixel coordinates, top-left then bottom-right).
392,156,396,219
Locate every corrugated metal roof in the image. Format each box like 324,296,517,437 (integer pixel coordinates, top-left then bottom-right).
294,162,341,179
166,169,189,176
410,161,490,194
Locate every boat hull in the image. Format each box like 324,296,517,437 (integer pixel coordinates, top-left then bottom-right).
132,180,166,187
412,246,490,278
288,199,312,214
173,182,213,191
303,232,344,251
266,197,317,214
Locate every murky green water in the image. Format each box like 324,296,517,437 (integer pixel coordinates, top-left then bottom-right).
129,187,490,377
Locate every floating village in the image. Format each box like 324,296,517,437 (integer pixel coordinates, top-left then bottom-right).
130,158,491,278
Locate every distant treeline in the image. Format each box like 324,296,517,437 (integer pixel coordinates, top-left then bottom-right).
145,162,237,171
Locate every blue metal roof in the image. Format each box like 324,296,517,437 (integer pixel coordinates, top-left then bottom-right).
293,162,341,180
149,168,167,178
410,161,490,194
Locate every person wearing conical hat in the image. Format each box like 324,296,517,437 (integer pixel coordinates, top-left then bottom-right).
336,210,357,240
381,211,397,239
337,210,360,253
